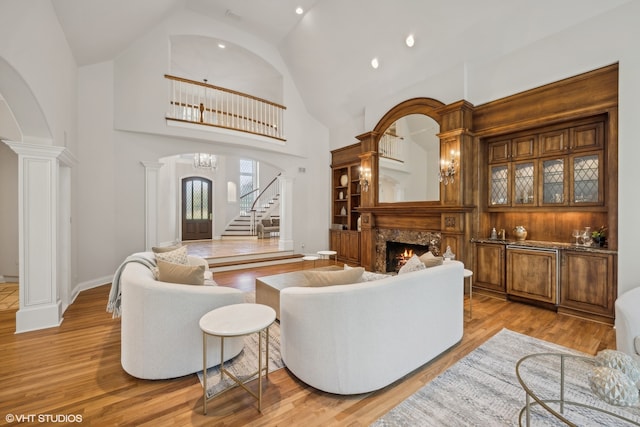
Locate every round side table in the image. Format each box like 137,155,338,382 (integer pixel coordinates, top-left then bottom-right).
464,268,473,319
301,255,319,269
317,250,338,265
199,303,276,414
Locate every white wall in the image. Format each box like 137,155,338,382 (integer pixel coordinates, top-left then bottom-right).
334,2,640,295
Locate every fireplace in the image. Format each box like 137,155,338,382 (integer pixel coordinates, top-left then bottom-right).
374,228,441,273
386,241,430,273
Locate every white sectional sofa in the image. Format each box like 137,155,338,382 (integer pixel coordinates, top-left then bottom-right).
119,252,245,380
280,261,464,394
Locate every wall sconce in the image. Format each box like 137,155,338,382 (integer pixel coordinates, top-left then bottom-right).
438,150,458,185
359,166,371,192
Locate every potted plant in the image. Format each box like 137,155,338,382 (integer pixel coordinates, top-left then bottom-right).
591,226,607,247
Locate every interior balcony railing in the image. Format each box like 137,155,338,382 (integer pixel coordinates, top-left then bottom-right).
379,133,404,162
165,74,286,141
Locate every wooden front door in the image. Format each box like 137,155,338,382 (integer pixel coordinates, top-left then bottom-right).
182,177,212,240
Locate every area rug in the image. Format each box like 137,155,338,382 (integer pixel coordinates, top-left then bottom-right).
196,292,285,400
372,329,640,426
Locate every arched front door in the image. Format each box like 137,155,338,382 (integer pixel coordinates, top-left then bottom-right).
182,177,212,240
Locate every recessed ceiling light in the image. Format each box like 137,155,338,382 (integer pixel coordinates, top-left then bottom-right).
218,43,226,49
295,7,304,15
406,34,415,47
371,57,379,69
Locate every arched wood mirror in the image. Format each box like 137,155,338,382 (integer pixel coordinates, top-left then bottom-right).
373,98,445,204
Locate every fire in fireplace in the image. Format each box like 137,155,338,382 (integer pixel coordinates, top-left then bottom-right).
385,241,429,273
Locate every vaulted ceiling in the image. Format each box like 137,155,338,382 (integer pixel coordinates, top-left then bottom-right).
51,0,630,128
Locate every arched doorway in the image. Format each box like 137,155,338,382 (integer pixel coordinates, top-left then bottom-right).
182,176,213,240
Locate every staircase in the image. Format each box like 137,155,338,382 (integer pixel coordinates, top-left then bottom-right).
221,174,281,239
221,198,280,239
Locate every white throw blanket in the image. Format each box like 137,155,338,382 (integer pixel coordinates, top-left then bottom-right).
106,253,156,318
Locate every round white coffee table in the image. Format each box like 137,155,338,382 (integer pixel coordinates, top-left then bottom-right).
199,303,276,414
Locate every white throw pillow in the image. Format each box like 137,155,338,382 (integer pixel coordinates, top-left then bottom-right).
398,254,426,274
155,245,189,265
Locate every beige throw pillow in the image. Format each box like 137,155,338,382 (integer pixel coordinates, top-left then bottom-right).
156,260,205,285
155,245,189,265
419,251,444,268
304,267,365,287
152,243,182,253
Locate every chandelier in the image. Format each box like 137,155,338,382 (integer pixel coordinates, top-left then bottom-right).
193,153,217,171
438,150,458,185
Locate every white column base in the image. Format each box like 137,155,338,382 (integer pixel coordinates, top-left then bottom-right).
16,301,63,333
279,238,294,251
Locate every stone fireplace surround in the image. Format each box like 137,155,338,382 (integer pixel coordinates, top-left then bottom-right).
375,228,441,273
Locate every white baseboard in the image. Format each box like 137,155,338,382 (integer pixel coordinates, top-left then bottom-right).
0,275,19,283
70,275,112,304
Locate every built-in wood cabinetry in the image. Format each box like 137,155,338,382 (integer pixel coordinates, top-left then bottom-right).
332,163,361,232
330,144,361,264
559,250,616,323
506,247,557,305
330,229,360,264
327,65,617,321
473,64,617,324
474,243,505,296
474,240,616,323
487,117,605,209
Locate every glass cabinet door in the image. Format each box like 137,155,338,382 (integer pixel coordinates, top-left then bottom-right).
489,164,510,206
513,162,535,205
541,158,566,205
571,152,602,205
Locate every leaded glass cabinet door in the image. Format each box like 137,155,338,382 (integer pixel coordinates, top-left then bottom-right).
571,152,603,205
540,158,567,206
489,164,510,207
512,161,536,205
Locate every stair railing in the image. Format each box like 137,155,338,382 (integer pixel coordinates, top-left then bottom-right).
239,188,259,216
249,173,281,235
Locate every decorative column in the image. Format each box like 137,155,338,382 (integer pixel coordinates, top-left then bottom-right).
434,100,476,263
5,141,76,333
277,174,294,251
356,131,379,271
141,161,164,250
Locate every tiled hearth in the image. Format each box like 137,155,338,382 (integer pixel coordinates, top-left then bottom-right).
374,228,441,273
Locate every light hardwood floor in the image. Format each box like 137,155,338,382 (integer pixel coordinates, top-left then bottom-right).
0,261,616,426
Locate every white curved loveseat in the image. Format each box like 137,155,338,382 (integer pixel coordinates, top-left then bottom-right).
120,252,245,379
615,285,640,360
280,261,464,394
